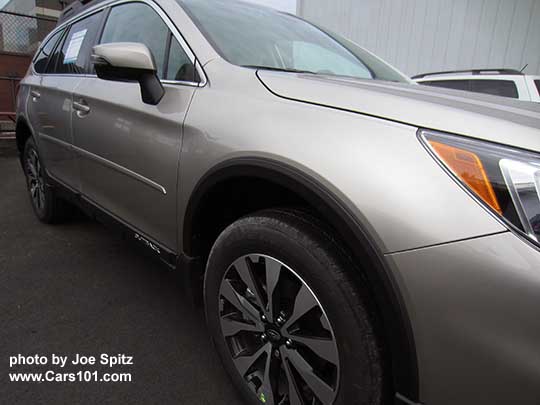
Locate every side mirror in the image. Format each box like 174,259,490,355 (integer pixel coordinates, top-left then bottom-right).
91,42,165,105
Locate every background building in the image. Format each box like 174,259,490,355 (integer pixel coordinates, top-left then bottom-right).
1,0,64,18
248,0,296,13
1,0,62,53
297,0,540,76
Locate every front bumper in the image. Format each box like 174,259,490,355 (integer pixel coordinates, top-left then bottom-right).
388,231,540,405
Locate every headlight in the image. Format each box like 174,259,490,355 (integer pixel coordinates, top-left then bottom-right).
419,129,540,245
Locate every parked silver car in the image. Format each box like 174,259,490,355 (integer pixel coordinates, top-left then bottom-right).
15,0,540,404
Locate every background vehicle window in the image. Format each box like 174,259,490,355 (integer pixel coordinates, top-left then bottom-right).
100,3,169,79
51,11,104,75
471,80,519,99
165,36,198,82
33,29,64,73
421,80,470,91
534,80,540,97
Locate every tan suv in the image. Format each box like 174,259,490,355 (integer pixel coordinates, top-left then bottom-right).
15,1,540,404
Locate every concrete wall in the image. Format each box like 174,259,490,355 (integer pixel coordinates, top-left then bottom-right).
297,0,540,77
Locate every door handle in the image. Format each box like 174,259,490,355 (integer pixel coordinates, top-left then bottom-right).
31,90,40,101
73,100,91,115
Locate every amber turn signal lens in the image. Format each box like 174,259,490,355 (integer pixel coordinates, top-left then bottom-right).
428,141,502,215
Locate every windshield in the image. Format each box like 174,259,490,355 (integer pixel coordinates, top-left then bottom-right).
180,0,408,83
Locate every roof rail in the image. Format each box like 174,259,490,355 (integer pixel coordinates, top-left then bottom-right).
412,69,524,80
57,0,102,25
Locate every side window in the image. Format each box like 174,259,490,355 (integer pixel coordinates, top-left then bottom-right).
421,80,470,91
534,80,540,97
33,29,64,73
100,3,169,79
50,11,104,75
470,80,519,99
166,36,198,82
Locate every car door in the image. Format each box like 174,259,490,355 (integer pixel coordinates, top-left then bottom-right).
26,26,84,191
28,11,106,193
71,1,200,251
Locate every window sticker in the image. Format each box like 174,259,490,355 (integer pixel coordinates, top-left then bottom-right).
63,29,87,64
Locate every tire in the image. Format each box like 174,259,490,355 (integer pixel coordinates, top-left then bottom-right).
204,209,386,405
22,137,68,224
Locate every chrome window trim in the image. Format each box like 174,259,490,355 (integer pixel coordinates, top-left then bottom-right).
31,26,66,65
32,0,207,88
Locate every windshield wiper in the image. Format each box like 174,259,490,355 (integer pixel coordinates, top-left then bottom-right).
241,65,319,75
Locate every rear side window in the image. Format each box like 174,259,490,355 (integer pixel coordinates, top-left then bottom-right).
50,11,104,75
471,80,519,99
100,3,169,79
421,80,470,91
33,29,64,73
535,80,540,97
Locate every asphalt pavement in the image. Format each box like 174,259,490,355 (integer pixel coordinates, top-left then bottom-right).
0,141,243,404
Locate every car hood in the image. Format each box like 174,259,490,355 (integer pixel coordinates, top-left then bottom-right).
257,71,540,152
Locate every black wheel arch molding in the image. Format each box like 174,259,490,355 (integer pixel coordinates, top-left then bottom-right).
182,157,420,403
15,116,37,159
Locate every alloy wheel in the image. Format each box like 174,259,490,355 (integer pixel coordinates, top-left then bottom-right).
25,148,45,213
218,254,340,405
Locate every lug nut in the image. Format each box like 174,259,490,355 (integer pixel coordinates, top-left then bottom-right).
261,333,268,341
276,311,287,325
285,339,293,348
261,314,268,322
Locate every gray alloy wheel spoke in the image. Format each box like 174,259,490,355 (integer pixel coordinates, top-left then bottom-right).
264,259,281,322
31,183,40,208
284,347,335,404
221,316,264,337
30,184,38,198
285,334,339,365
283,285,318,331
280,347,304,405
258,345,277,405
27,153,37,180
28,161,37,179
234,257,265,311
32,152,40,176
35,156,41,174
38,186,45,208
233,342,271,377
220,280,261,325
33,153,40,173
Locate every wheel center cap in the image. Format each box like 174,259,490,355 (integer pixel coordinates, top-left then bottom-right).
266,328,281,342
